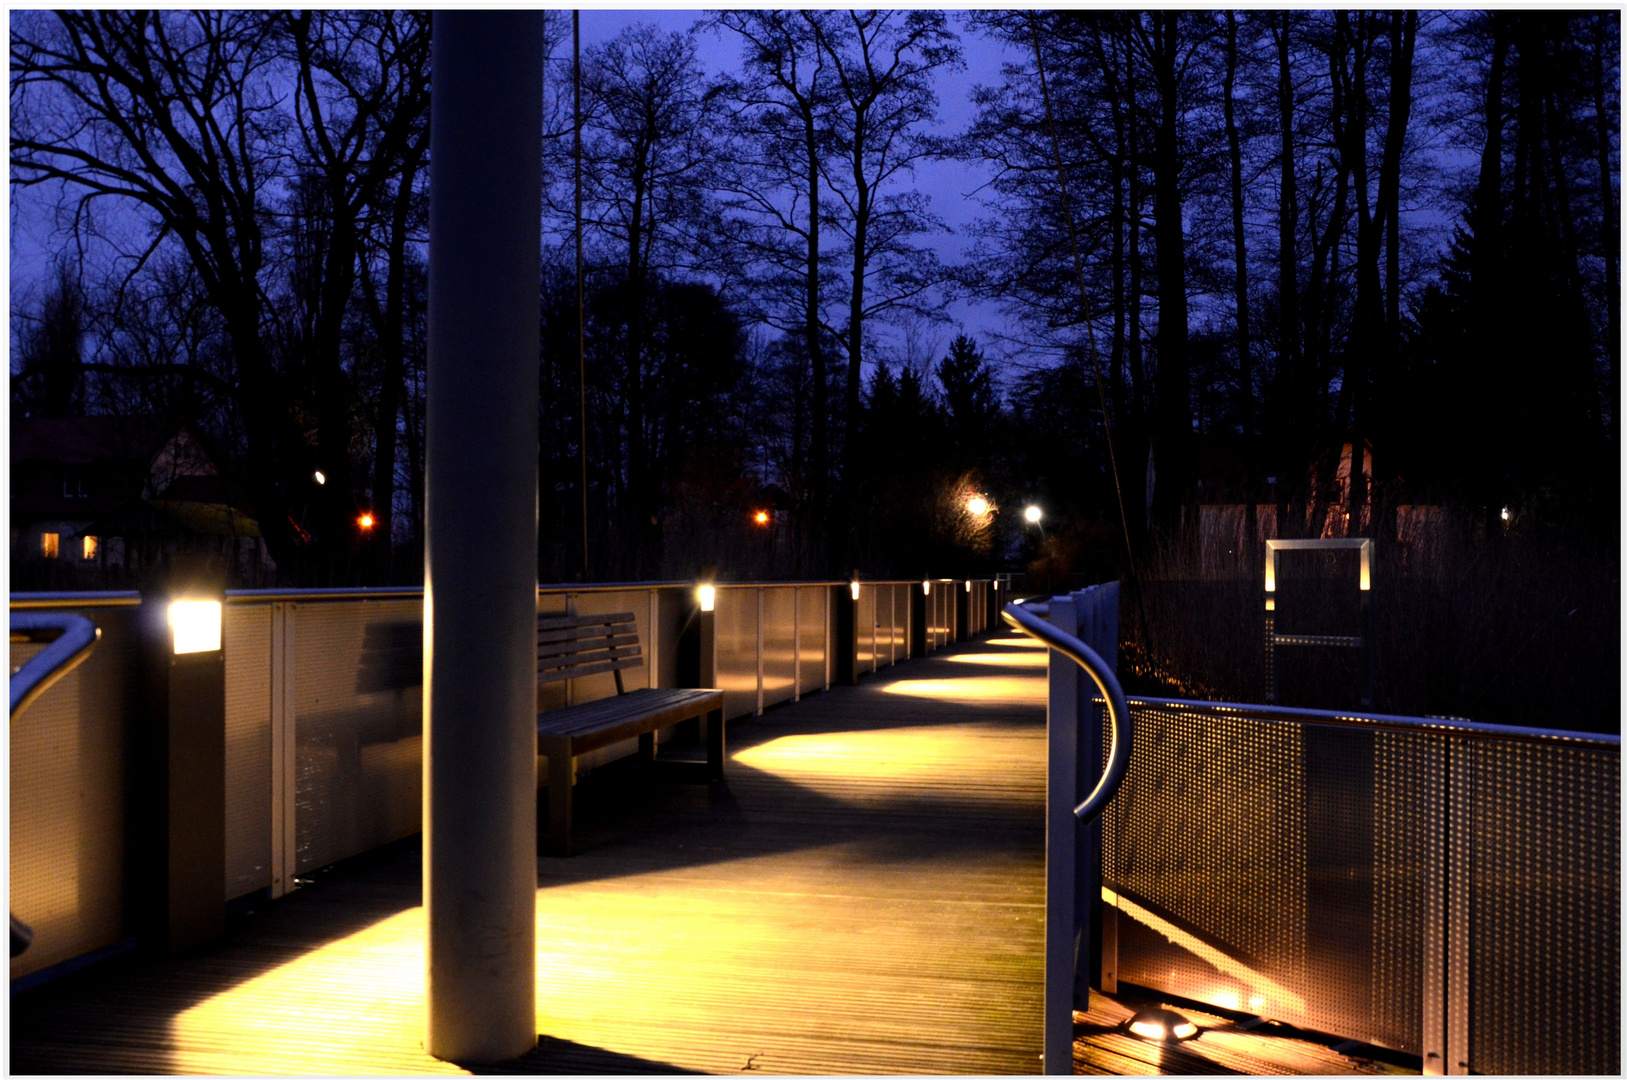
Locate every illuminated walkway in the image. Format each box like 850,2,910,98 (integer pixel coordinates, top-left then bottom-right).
12,630,1052,1075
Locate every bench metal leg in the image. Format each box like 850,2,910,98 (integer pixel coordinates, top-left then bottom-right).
546,751,575,856
638,730,658,764
706,708,725,783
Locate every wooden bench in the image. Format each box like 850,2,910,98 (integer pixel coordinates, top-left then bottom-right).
536,611,724,855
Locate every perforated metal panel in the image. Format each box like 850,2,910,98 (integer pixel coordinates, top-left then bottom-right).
293,599,423,875
713,586,759,720
9,605,136,979
797,587,827,695
224,604,273,899
1102,699,1618,1066
761,586,796,708
1467,742,1619,1076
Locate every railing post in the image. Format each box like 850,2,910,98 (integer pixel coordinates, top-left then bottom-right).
835,583,858,685
423,10,543,1063
136,555,227,954
1043,595,1079,1075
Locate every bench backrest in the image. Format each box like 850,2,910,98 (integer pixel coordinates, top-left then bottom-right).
537,611,642,693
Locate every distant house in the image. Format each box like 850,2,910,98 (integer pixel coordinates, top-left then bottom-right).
10,416,275,588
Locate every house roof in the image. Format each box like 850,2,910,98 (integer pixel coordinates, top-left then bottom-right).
11,416,177,465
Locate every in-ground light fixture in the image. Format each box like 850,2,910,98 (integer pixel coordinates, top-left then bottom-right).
1127,1007,1199,1042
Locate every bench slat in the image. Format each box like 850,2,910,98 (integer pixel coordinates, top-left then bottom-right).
536,623,637,647
536,688,724,755
537,634,640,660
537,657,643,685
538,645,641,669
535,611,638,631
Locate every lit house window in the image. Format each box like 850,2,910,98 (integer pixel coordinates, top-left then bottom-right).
41,532,60,559
82,535,99,560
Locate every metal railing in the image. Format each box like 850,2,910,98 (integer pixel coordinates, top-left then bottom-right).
10,612,103,958
1003,594,1133,1075
1099,695,1619,1075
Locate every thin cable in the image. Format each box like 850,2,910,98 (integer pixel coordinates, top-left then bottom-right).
1027,14,1137,572
574,10,589,581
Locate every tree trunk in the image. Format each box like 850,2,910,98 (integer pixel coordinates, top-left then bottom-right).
1224,12,1257,554
1592,17,1620,446
1273,11,1302,525
805,107,830,571
1149,12,1192,535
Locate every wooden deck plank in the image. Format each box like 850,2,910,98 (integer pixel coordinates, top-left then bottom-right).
12,632,1051,1076
10,628,1419,1077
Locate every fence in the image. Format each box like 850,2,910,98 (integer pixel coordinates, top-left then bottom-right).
1040,582,1620,1076
10,578,995,981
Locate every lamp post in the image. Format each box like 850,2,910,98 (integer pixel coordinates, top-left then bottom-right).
1024,505,1051,592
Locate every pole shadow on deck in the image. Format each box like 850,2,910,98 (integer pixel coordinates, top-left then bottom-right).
424,11,543,1064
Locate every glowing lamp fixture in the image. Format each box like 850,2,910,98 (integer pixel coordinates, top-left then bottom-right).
170,600,223,655
965,580,971,592
850,580,861,601
1127,1007,1199,1043
357,512,375,530
965,495,989,516
922,580,931,596
753,509,770,526
1024,505,1043,524
313,470,326,485
1500,506,1510,522
697,584,715,612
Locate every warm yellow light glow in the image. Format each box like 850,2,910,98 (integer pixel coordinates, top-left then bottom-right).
850,580,861,601
357,512,375,529
1023,505,1042,524
1129,1021,1166,1040
170,600,223,655
879,675,1046,705
1359,544,1371,591
1102,886,1307,1013
1264,597,1275,612
82,535,98,560
964,580,971,592
1249,996,1265,1011
1172,1021,1198,1039
944,652,1047,668
965,495,988,516
41,532,59,559
988,636,1047,648
1264,553,1276,592
753,509,770,526
697,584,715,612
922,580,931,595
313,470,326,485
1500,506,1510,522
1210,992,1240,1011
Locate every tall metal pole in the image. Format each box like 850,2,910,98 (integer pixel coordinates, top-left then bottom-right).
424,11,541,1064
574,11,589,581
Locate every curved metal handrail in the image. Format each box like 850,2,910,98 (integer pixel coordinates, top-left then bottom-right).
1002,600,1132,825
12,612,102,720
10,610,102,958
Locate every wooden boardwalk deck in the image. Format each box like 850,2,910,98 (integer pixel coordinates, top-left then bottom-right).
11,629,1412,1075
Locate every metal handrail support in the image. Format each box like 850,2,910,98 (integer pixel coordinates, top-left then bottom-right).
1003,599,1132,1075
10,611,102,958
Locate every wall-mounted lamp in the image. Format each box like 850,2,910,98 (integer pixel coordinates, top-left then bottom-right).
964,580,971,592
697,584,716,612
169,600,222,655
850,580,861,601
922,580,931,596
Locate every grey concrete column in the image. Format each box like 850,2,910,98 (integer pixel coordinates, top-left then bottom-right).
424,11,542,1064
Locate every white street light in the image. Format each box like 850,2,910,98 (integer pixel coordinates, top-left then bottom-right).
1024,505,1043,524
966,495,989,516
314,470,327,485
